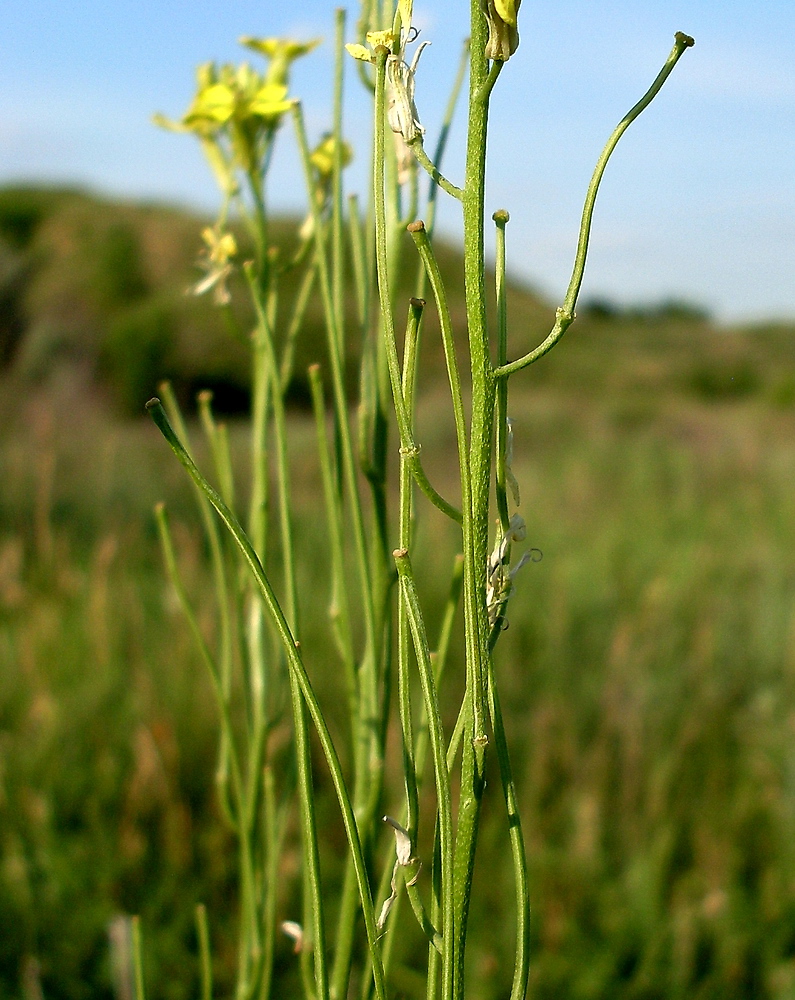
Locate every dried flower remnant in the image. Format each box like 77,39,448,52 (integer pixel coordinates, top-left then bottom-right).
377,816,418,930
346,14,429,179
280,920,304,954
505,416,521,507
385,40,430,145
487,513,534,626
189,227,238,305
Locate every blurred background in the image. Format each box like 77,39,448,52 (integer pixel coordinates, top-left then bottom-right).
2,2,795,999
3,0,794,320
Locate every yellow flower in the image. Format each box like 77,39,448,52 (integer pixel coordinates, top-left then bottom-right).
184,64,293,131
156,37,319,198
154,48,305,142
345,31,397,64
309,135,353,179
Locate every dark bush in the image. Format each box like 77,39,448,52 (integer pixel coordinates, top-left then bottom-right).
688,362,760,400
0,188,53,250
101,299,175,413
93,222,148,311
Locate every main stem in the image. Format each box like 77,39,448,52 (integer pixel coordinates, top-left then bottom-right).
452,6,497,998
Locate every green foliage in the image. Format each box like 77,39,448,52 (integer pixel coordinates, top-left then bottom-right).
2,183,794,1000
688,360,760,400
0,184,550,413
3,372,795,998
0,408,239,1000
0,188,240,406
101,298,175,413
0,186,65,250
93,222,149,310
583,297,711,324
0,242,28,367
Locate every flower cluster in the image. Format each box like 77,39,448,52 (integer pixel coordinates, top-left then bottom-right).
155,36,320,302
154,37,318,187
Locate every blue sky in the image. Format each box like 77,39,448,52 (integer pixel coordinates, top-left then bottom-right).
1,1,793,323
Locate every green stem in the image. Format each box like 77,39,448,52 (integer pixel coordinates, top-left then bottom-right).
492,210,511,535
243,260,329,1000
324,47,395,990
146,399,388,1000
406,220,471,537
476,60,503,104
155,505,246,825
243,264,296,626
309,366,358,730
348,194,369,328
248,169,271,286
156,504,260,990
198,390,236,507
414,554,464,784
258,766,283,1000
371,556,465,999
404,867,444,953
408,139,463,201
131,916,146,1000
372,50,463,525
292,675,330,1000
293,114,386,1000
463,0,493,747
161,384,237,828
429,40,469,231
398,298,424,840
279,261,316,392
393,548,454,1000
426,826,442,1000
486,658,530,1000
332,8,347,352
195,904,213,1000
292,101,378,669
494,31,695,378
451,8,499,996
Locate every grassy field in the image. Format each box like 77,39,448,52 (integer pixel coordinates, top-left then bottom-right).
2,189,795,999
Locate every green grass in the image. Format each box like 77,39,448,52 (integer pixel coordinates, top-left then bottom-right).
3,189,795,1000
4,342,795,998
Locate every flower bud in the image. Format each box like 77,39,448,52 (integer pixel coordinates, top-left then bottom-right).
481,0,521,61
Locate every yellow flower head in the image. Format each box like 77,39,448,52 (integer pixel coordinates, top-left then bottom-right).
309,136,353,179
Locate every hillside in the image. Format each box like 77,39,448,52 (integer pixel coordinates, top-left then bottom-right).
3,184,792,421
0,185,552,415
